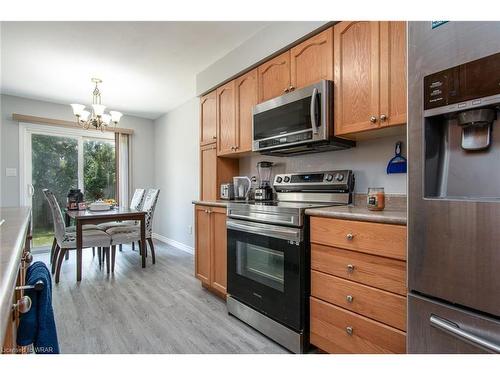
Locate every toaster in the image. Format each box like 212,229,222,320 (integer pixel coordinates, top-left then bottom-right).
220,183,234,200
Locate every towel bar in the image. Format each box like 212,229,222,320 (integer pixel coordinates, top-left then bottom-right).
15,280,44,292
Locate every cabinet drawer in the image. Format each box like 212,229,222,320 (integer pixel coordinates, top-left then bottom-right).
311,270,406,331
310,297,406,354
311,217,407,260
311,243,406,295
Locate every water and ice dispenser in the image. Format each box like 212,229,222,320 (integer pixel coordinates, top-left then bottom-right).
423,52,500,200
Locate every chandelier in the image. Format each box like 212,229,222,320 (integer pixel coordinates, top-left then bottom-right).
70,78,123,131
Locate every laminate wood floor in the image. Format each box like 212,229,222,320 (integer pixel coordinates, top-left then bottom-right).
34,241,288,354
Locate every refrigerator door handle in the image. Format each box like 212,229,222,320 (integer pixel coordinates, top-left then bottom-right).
430,315,500,353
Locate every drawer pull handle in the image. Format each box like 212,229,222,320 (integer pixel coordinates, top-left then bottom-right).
346,233,354,240
347,264,355,273
346,326,354,336
346,295,354,303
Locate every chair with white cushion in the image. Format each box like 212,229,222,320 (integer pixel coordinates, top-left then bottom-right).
106,188,160,270
43,189,112,283
96,188,146,232
42,189,100,265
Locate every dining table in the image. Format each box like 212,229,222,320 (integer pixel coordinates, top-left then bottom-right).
65,207,146,281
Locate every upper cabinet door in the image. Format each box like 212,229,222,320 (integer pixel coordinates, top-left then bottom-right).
380,21,407,128
216,80,237,156
290,27,334,90
235,69,258,153
258,51,291,103
200,91,217,146
334,21,380,136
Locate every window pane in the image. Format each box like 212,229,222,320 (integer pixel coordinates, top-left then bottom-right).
31,134,78,248
83,138,116,201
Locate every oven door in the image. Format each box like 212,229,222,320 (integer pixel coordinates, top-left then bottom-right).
252,80,331,152
227,218,306,331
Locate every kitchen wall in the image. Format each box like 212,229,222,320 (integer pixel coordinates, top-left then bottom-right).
239,132,408,195
0,94,156,207
152,98,199,251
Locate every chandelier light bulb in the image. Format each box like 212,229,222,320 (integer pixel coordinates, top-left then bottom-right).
92,104,106,116
80,110,90,122
109,111,123,124
101,114,111,125
71,104,86,117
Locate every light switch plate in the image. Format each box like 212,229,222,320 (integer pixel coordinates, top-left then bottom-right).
6,168,17,177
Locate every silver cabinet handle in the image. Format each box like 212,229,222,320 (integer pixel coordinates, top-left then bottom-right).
310,87,319,134
347,264,355,273
370,116,377,123
346,295,354,303
430,315,500,353
346,326,354,336
346,233,354,240
380,114,388,121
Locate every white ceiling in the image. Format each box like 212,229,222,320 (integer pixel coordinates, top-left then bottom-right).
0,21,270,119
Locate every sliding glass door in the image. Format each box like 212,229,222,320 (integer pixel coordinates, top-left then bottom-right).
21,124,116,248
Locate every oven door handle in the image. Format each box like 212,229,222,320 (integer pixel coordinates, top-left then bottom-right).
227,219,302,242
310,87,319,134
430,315,500,353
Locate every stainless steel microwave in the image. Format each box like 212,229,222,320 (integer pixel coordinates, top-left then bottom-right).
252,80,355,156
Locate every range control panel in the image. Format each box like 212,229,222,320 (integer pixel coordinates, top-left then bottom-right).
273,170,354,192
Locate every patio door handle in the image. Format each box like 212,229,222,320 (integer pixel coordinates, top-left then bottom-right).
28,184,35,197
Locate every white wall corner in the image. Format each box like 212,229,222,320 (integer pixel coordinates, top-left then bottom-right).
153,233,194,254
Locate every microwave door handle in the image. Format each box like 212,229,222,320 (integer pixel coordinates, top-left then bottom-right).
310,87,319,134
430,315,500,353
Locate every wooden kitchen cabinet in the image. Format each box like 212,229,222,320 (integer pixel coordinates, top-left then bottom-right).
200,91,217,146
235,68,258,153
334,21,407,136
194,205,211,285
380,21,407,127
258,51,291,103
309,215,407,354
290,27,333,90
194,205,227,297
211,208,228,295
200,144,238,200
334,21,380,135
200,144,217,201
216,81,237,156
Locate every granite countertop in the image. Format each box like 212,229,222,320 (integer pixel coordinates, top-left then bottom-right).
305,194,407,225
192,200,229,208
0,206,31,345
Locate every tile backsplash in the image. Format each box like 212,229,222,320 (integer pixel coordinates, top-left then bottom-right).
239,132,407,195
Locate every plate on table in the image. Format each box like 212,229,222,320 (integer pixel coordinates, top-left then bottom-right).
88,202,112,211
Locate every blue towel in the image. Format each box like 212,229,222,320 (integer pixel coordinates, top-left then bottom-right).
17,261,60,354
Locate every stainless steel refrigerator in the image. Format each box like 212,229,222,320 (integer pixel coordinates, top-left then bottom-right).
408,21,500,353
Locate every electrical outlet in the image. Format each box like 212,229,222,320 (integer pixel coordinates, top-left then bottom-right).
188,225,192,235
5,168,17,177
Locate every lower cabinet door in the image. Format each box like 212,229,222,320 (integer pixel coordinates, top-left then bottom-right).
310,297,406,354
211,208,227,295
195,205,211,284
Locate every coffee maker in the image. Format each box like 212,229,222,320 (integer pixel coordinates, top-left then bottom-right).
254,161,274,201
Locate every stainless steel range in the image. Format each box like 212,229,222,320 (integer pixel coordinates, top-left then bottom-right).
226,170,354,353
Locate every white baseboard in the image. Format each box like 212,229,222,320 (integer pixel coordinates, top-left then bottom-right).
152,233,194,254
